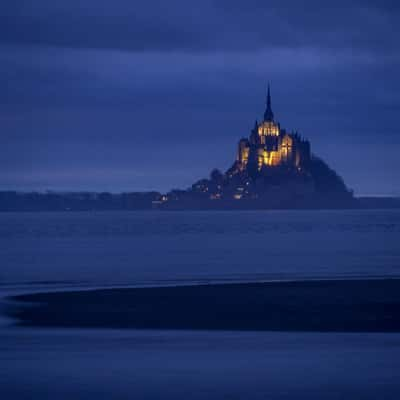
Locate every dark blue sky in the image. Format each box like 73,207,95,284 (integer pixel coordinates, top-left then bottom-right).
1,0,399,195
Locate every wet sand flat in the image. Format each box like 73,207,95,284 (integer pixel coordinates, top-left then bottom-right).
8,279,400,332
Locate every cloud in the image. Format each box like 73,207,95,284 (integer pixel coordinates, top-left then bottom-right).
0,0,399,54
1,43,398,111
0,1,399,195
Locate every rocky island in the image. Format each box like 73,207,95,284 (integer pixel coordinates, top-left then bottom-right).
2,86,398,211
162,86,355,209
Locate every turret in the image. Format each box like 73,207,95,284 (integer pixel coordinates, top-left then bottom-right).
249,120,259,145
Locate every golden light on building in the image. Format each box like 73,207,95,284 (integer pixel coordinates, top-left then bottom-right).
258,121,280,137
235,85,310,173
242,147,249,163
280,134,293,161
260,150,281,167
237,139,250,168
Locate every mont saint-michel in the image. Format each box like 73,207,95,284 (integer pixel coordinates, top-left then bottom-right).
1,86,398,211
162,86,354,209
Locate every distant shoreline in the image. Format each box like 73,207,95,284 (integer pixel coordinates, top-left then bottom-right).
7,278,400,332
0,191,399,212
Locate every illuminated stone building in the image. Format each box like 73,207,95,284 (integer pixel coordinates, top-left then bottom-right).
163,84,354,209
235,85,310,173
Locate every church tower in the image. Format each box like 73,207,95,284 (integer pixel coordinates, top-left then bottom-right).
235,83,310,171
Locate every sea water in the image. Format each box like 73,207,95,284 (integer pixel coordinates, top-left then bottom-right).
1,209,400,287
1,210,400,399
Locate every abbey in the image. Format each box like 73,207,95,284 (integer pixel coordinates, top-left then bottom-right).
163,84,354,209
235,86,310,174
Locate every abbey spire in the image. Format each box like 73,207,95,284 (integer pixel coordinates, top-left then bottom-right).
264,84,274,122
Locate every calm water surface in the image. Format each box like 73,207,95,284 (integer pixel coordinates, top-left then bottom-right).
1,210,400,399
1,209,400,287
